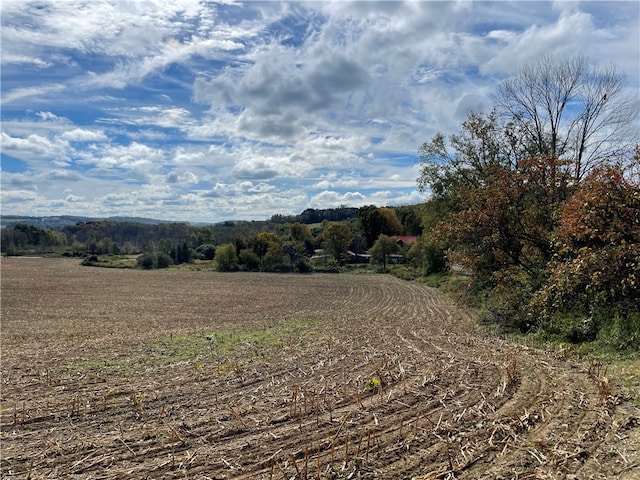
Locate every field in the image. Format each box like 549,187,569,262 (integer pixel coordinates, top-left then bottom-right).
1,258,638,479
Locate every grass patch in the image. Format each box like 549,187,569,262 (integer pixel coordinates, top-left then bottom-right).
497,328,640,407
81,254,138,268
78,319,317,375
607,357,640,407
200,318,316,353
418,271,470,293
171,259,217,271
388,265,419,280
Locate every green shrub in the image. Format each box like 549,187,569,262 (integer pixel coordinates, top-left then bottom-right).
389,266,417,281
314,258,342,273
239,249,260,271
541,312,598,344
195,244,216,260
596,306,640,351
137,253,155,269
215,243,238,271
82,255,100,266
155,252,173,269
295,258,313,273
135,252,173,269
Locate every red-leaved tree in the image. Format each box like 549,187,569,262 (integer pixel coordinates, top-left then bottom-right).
533,148,640,345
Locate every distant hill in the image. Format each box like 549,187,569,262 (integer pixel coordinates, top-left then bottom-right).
0,207,362,230
0,215,184,229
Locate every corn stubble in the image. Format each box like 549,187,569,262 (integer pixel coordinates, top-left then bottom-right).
1,258,638,479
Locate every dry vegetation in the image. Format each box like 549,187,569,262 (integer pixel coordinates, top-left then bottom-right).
1,258,638,479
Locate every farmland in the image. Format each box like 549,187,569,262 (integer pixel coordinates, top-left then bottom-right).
1,258,638,479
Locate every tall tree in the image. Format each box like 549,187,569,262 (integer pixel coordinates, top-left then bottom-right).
289,222,311,242
532,154,640,345
323,223,352,264
418,110,519,201
494,55,638,180
215,243,238,271
358,205,403,247
369,234,400,270
359,205,386,246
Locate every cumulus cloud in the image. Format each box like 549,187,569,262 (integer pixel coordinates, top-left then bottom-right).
308,190,367,209
1,132,70,160
46,170,83,182
65,194,84,202
232,159,279,180
60,128,108,142
166,171,198,185
37,111,67,122
85,142,164,170
0,188,38,205
2,172,37,189
1,0,637,222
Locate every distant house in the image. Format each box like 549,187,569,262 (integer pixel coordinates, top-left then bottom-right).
393,236,418,248
347,250,371,264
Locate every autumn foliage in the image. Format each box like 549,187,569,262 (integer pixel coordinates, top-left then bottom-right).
418,56,639,349
424,146,639,348
533,153,640,346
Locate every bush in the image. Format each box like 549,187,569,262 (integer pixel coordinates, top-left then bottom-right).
195,244,216,260
536,301,640,351
239,249,260,271
389,266,418,281
215,243,238,271
262,244,288,272
541,312,598,344
295,257,313,273
598,309,640,351
314,258,342,273
136,252,173,269
155,252,173,269
82,255,100,266
137,253,154,269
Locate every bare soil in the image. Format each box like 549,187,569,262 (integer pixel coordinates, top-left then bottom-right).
1,258,638,479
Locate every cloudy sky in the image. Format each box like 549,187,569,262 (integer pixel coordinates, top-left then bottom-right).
1,1,639,223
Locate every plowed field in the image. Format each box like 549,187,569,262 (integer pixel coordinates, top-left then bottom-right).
1,258,638,479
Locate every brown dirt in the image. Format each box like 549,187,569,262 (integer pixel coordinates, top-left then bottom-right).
1,257,638,479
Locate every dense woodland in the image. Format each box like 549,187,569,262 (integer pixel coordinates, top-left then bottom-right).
2,56,638,351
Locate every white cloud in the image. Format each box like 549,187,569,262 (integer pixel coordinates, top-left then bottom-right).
0,188,38,205
101,106,194,130
1,1,637,222
1,84,66,104
1,54,52,68
2,172,37,189
173,148,206,165
60,128,107,142
308,190,367,209
481,10,598,74
1,132,70,160
166,171,198,185
46,170,83,182
37,111,68,122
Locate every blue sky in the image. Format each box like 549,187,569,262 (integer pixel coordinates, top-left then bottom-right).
1,1,639,223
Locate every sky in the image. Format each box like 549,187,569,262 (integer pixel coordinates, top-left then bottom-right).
1,1,639,223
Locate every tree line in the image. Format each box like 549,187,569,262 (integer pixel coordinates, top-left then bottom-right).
417,55,639,350
0,204,424,272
